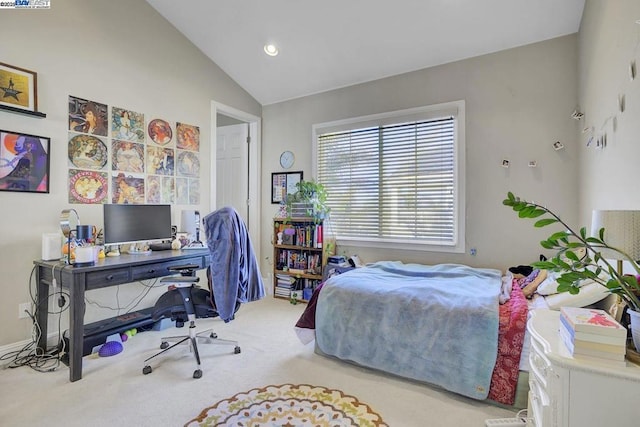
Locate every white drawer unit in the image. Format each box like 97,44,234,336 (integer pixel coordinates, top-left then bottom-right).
527,309,640,427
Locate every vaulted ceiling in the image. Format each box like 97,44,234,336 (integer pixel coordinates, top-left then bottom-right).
147,0,585,105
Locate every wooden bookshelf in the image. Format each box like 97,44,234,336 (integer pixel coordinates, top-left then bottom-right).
272,217,334,302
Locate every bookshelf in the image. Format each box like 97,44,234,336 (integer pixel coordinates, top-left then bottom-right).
272,217,335,302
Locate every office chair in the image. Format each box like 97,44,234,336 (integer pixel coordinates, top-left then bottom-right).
142,264,240,379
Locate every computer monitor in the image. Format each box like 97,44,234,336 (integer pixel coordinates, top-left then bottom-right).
103,204,172,248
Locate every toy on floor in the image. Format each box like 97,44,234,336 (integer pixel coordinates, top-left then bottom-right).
98,340,123,357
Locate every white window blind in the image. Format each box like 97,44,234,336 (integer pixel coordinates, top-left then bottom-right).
315,103,464,251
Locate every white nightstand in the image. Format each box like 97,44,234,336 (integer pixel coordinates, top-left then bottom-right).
527,309,640,427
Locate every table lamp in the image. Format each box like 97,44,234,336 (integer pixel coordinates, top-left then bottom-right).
591,210,640,274
60,209,79,265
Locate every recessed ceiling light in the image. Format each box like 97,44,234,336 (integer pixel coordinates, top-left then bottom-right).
264,44,279,56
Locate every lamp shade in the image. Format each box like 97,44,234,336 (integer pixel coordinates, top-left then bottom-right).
591,210,640,261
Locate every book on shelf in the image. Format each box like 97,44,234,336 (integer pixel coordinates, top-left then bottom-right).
560,307,627,339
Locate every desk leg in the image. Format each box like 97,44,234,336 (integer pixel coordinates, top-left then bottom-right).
35,266,49,352
68,276,86,382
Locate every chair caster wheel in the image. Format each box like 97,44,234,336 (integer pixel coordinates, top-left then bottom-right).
143,365,152,375
160,341,169,349
193,369,202,379
234,346,241,354
210,332,218,339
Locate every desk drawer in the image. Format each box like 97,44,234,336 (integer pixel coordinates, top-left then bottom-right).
131,256,206,281
86,268,131,287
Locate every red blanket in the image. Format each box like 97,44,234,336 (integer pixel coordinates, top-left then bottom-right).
487,279,528,405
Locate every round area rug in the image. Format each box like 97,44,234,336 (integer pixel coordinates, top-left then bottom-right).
185,383,388,427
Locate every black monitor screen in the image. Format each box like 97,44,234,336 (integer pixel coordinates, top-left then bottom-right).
103,204,172,245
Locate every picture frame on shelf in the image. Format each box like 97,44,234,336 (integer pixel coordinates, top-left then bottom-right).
0,62,38,112
0,129,50,194
271,170,303,204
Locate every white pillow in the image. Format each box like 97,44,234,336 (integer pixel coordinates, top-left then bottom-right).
536,271,560,295
544,281,609,310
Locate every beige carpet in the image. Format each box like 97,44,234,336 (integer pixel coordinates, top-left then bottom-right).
0,297,517,426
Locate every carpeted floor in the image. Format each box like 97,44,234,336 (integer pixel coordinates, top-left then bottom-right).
0,297,518,426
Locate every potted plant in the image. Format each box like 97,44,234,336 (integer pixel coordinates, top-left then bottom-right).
503,192,640,350
285,179,330,222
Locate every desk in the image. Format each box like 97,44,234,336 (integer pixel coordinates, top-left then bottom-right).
34,249,211,382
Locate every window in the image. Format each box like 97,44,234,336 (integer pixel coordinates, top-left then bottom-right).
313,101,465,252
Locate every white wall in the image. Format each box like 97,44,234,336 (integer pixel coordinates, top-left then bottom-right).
0,0,261,346
261,35,580,274
578,1,640,223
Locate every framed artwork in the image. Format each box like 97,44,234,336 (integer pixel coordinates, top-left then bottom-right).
147,118,173,146
271,170,303,204
0,62,38,112
0,129,50,193
176,122,200,151
68,96,108,136
111,106,145,143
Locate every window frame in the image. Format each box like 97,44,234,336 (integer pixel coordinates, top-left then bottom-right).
312,100,465,253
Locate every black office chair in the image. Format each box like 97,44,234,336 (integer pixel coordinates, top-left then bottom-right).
142,264,240,379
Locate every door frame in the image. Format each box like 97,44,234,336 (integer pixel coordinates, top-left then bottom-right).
210,101,261,256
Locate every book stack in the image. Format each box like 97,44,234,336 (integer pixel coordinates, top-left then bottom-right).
275,274,297,298
559,306,628,364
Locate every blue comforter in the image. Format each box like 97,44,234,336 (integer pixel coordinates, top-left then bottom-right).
315,261,502,400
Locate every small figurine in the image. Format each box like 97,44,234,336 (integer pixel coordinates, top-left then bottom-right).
277,232,283,245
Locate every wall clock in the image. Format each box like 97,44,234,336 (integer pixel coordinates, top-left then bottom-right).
279,150,295,169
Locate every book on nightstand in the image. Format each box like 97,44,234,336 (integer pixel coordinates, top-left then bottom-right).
560,307,627,340
559,322,626,361
559,306,628,365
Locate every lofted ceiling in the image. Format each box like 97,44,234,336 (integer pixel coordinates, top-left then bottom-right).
147,0,585,106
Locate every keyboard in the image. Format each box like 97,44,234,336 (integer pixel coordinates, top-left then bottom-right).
149,242,173,251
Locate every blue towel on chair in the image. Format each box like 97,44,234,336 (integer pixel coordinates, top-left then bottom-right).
204,207,265,322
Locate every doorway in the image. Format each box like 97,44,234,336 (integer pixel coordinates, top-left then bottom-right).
210,101,261,255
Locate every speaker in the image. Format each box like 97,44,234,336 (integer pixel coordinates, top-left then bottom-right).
42,233,62,261
180,210,201,242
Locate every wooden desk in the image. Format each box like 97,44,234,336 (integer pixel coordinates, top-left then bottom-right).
34,249,211,382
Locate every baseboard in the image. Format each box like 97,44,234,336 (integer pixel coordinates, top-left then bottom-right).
0,331,62,365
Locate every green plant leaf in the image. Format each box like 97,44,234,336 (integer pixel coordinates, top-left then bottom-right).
540,240,555,249
513,202,528,212
564,251,579,261
549,231,569,241
529,209,546,218
531,261,559,270
534,218,558,227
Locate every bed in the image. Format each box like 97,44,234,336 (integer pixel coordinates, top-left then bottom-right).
295,261,614,408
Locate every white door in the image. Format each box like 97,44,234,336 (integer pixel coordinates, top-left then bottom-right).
216,123,249,221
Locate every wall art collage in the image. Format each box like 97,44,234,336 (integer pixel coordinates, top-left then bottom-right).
67,95,201,205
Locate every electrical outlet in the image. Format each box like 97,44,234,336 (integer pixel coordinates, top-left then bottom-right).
18,302,31,319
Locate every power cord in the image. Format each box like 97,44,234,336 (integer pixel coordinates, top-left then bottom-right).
0,265,67,373
0,309,63,372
